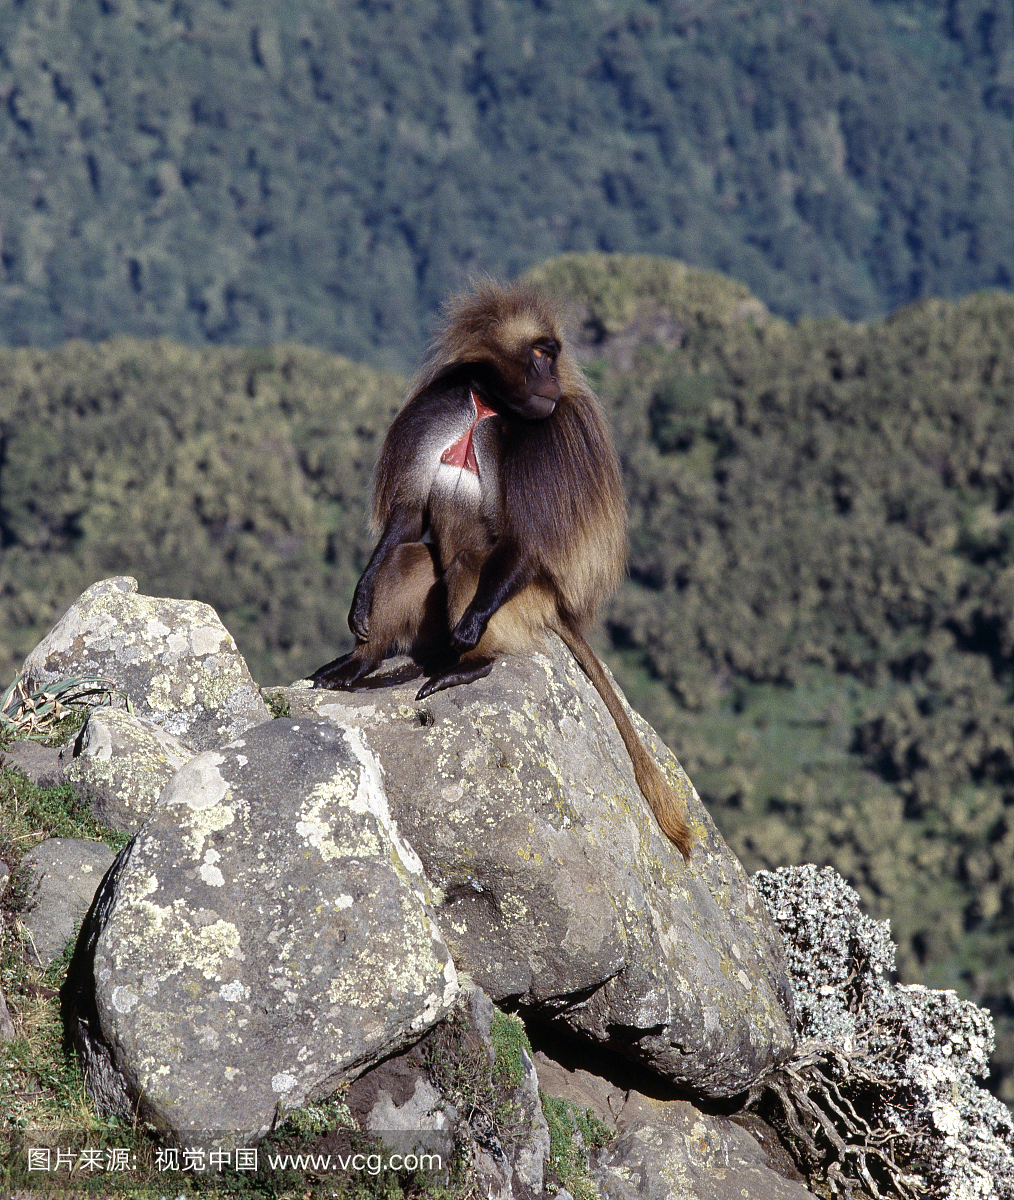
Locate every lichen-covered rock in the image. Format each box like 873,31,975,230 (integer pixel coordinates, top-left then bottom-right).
532,1051,816,1199
61,707,195,833
592,1097,816,1200
21,577,269,751
22,838,117,968
66,718,459,1143
754,864,1014,1198
282,637,795,1097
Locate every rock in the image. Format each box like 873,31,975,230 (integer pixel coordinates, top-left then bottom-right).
532,1048,815,1199
0,984,14,1041
592,1099,816,1200
60,706,195,833
21,576,269,751
0,740,65,787
281,637,794,1097
349,986,551,1200
0,984,15,1041
461,988,551,1200
351,1056,454,1148
22,838,117,968
507,1046,551,1199
66,718,459,1143
348,995,813,1200
531,1049,626,1126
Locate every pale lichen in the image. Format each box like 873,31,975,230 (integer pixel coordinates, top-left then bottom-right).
753,864,1014,1199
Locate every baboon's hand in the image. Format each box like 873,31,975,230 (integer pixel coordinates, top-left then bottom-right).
348,579,372,641
450,608,484,653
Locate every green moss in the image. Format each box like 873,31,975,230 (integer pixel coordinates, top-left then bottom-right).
541,1093,612,1200
264,691,292,719
490,1010,531,1090
0,765,128,853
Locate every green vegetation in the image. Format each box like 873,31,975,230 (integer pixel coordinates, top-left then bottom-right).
263,691,292,719
488,1010,531,1090
2,0,1014,369
1,752,127,856
425,1005,533,1146
1,735,130,1189
0,338,404,685
540,1093,612,1200
1,673,131,738
429,1005,608,1198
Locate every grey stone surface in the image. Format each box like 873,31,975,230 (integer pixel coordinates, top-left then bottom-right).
0,985,15,1041
21,576,269,751
1,740,65,787
22,837,117,968
531,1049,627,1125
66,718,459,1143
61,706,194,832
533,1051,815,1199
283,636,795,1097
592,1098,816,1200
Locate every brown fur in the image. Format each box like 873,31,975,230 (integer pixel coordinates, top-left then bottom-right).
312,281,693,859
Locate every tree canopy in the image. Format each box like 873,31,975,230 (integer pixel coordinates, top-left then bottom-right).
2,0,1014,368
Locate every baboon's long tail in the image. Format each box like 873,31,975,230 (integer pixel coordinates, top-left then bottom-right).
554,621,694,861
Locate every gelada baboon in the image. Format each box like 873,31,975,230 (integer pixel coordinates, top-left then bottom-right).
313,280,693,859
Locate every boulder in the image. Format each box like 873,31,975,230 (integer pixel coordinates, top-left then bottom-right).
531,1049,815,1198
1,740,64,787
21,837,117,968
21,576,269,751
592,1097,816,1200
66,718,459,1142
60,706,194,832
282,636,795,1097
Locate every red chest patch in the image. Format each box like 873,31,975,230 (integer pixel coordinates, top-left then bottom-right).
440,391,496,474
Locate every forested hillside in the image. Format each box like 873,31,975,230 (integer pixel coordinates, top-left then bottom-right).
1,0,1014,368
0,338,402,686
3,252,1014,1099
